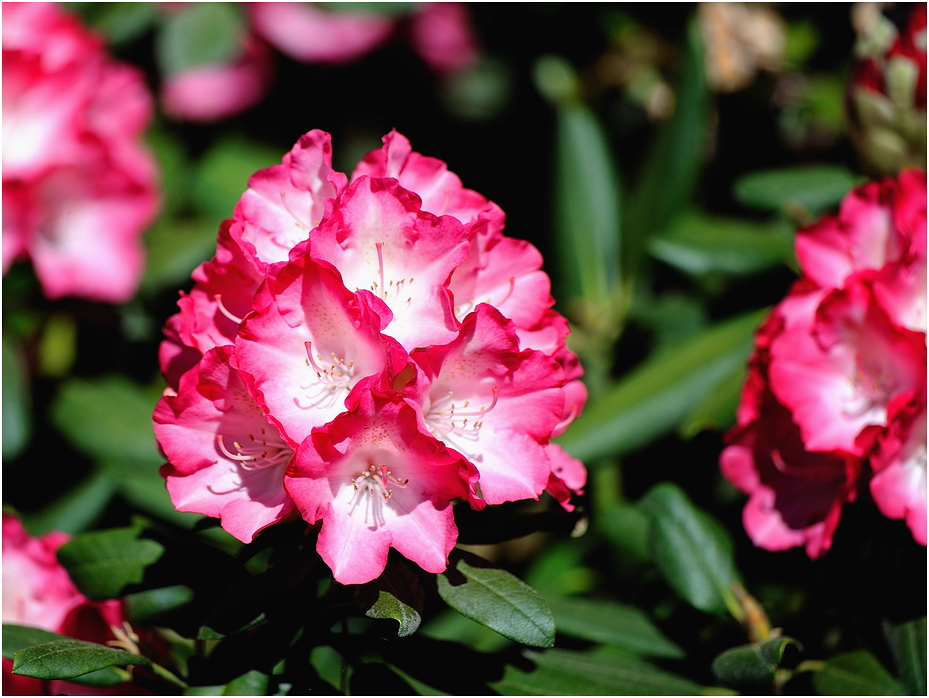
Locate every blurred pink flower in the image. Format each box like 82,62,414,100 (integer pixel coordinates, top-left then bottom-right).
161,34,273,123
408,2,480,74
2,514,128,695
2,2,159,303
722,171,927,553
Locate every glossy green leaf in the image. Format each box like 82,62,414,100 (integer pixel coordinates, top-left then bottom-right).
193,136,282,221
156,2,245,75
649,213,794,276
547,597,684,659
124,585,194,624
813,650,905,696
365,590,422,638
557,310,763,462
56,525,164,600
627,17,708,264
12,639,150,680
883,617,926,696
734,166,859,216
493,648,702,696
22,469,119,536
437,559,555,648
3,625,68,660
712,637,799,692
2,336,31,459
51,376,163,466
641,483,742,616
548,69,622,308
183,670,269,696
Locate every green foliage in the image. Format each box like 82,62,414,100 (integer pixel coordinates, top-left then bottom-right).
185,671,271,696
124,585,195,624
56,525,164,600
364,590,422,638
11,639,151,680
193,136,283,222
734,166,860,218
641,483,742,616
558,310,763,462
156,3,246,75
437,558,556,648
712,636,799,692
493,648,703,695
883,617,927,696
547,597,684,658
813,650,906,696
1,336,30,460
3,625,68,659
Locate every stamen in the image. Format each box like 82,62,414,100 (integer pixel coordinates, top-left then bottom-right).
214,295,244,324
348,464,409,528
280,191,310,231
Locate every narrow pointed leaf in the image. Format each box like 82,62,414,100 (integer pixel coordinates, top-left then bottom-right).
547,598,683,659
558,310,763,462
437,559,555,648
641,483,742,616
883,618,926,696
12,639,151,680
493,648,702,696
2,625,68,660
734,166,859,216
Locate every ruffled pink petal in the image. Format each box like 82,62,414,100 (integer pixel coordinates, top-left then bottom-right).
248,2,394,65
310,175,469,350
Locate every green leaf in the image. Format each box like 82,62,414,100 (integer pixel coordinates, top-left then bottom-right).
437,559,555,648
543,57,621,310
813,650,905,696
640,483,742,616
186,670,270,696
156,2,245,75
22,469,119,536
365,590,421,638
883,617,926,696
547,597,684,659
12,639,151,680
71,2,156,45
124,585,194,624
649,213,794,277
679,361,746,438
734,166,859,216
142,218,218,294
51,376,163,466
193,136,283,222
558,309,763,462
627,17,708,264
2,335,31,459
3,625,68,660
712,637,799,692
493,648,702,696
56,525,164,600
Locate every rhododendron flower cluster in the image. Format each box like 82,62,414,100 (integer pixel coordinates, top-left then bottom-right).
155,130,586,584
2,2,159,303
2,514,134,696
721,170,927,556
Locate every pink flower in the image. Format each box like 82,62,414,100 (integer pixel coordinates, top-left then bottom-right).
156,129,586,582
2,2,159,303
161,34,273,123
284,381,481,585
2,514,129,695
723,171,927,554
407,3,480,75
154,346,297,543
248,2,394,65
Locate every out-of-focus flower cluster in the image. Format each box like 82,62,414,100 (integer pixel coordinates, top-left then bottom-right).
722,170,927,556
2,2,159,303
162,2,479,123
848,3,927,175
2,514,143,696
154,130,586,584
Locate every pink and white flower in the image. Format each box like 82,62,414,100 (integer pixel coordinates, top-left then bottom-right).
156,129,586,583
2,2,159,303
722,171,927,554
